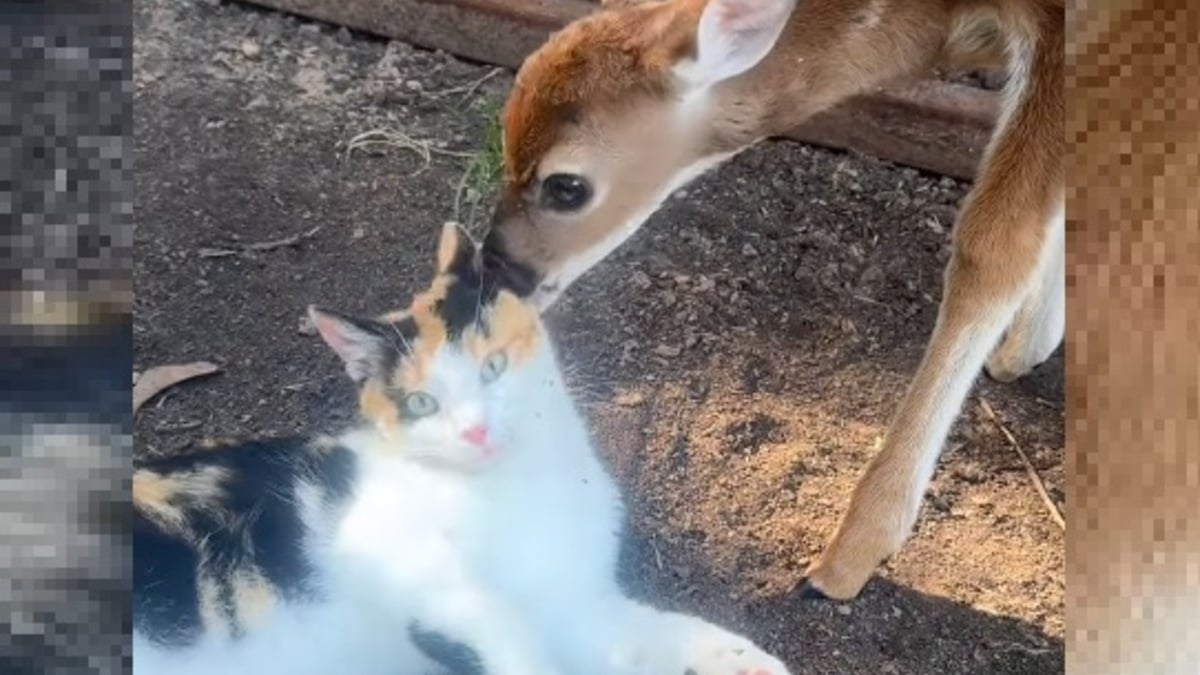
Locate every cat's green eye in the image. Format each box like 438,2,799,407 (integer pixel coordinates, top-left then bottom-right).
480,351,508,384
402,392,439,419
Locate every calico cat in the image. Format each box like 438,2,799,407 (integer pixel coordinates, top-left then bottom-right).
133,224,792,675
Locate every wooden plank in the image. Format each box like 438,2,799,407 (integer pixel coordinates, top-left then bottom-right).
790,81,997,180
243,0,1000,180
247,0,594,69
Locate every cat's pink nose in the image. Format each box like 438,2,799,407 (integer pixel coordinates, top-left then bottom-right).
462,424,489,446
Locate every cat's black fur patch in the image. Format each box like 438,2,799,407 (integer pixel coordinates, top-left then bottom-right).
134,509,203,647
481,229,541,299
436,276,497,341
134,438,358,646
432,235,502,341
410,624,484,675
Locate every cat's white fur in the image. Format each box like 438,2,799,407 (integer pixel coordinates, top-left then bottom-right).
134,321,791,675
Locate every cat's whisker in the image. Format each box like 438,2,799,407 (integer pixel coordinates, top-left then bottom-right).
388,320,415,356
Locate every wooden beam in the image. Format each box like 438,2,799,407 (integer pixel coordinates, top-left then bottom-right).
789,80,997,180
243,0,1000,180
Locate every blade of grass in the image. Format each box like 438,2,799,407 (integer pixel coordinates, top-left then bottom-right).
452,98,504,235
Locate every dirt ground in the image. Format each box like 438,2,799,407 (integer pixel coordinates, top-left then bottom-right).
133,1,1065,672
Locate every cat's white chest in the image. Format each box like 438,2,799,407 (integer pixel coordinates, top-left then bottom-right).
463,457,623,612
333,464,472,584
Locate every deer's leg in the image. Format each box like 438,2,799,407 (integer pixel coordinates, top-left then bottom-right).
986,213,1065,382
802,196,1061,600
801,8,1064,598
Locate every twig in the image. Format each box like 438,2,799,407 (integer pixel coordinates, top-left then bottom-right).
244,226,321,251
978,397,1065,530
154,420,204,433
343,127,473,175
198,227,320,259
428,67,503,103
650,538,664,571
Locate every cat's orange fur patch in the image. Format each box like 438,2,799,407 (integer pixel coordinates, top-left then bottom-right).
359,381,402,439
401,301,448,392
464,291,541,366
198,574,229,637
133,466,228,533
232,568,278,630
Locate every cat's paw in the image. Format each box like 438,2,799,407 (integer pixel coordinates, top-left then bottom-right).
681,635,791,675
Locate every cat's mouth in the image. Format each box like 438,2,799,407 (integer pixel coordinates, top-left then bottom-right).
444,442,502,473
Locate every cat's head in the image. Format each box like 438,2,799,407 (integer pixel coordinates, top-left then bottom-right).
310,223,548,471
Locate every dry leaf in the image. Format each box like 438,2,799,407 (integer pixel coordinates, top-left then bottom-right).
133,361,221,414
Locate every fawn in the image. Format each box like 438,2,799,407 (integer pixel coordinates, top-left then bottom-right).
481,0,1063,600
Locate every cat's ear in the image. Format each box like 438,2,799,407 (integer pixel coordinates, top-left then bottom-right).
308,306,395,382
436,221,479,277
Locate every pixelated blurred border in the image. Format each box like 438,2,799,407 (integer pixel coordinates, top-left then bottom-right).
1,0,132,673
1066,2,1200,674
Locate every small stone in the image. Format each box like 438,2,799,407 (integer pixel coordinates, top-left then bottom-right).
351,227,366,240
298,315,317,336
858,265,885,288
741,243,758,257
240,39,261,59
404,79,423,92
613,391,645,407
629,270,652,290
836,604,852,616
654,344,682,358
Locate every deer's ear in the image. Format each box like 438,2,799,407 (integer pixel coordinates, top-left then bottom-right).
679,0,797,88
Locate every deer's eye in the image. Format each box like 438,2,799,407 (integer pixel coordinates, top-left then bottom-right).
539,174,592,212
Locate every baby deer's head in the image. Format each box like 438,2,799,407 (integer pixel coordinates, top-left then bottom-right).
483,0,799,307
